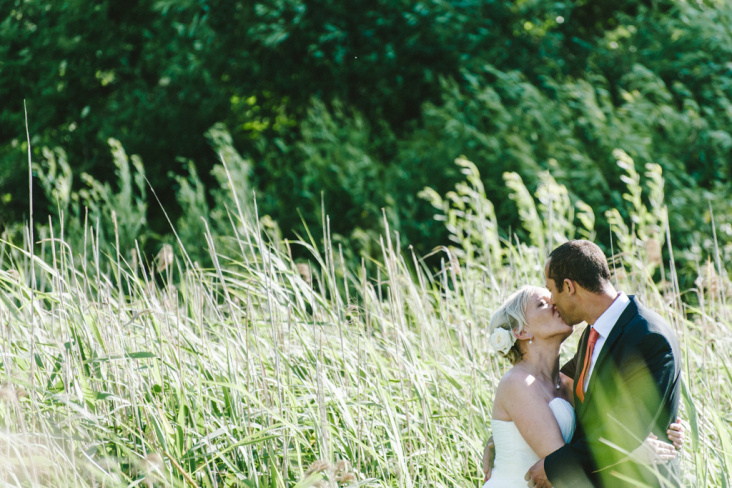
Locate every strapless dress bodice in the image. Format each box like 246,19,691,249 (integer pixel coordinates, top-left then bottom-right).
483,398,575,487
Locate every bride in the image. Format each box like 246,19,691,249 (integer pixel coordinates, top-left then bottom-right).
482,286,681,486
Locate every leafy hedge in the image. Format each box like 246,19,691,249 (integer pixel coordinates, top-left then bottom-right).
2,0,731,280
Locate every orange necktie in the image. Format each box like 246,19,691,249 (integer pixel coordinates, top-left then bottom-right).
576,327,599,403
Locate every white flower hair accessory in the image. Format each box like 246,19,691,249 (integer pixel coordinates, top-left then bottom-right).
489,327,516,355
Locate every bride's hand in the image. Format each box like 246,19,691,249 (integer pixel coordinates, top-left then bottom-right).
632,433,677,464
482,436,495,481
667,417,685,451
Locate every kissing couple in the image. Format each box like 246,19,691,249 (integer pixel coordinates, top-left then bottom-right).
483,240,683,487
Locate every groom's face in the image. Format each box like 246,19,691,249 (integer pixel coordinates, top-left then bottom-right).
544,260,582,326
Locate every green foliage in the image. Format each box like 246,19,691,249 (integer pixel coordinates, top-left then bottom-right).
605,149,667,283
505,169,596,254
80,138,147,254
2,0,732,281
421,159,596,274
34,147,73,219
172,159,211,261
33,138,146,258
419,158,501,272
503,172,543,248
205,122,257,239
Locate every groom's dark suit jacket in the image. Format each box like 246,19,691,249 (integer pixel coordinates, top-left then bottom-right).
545,296,682,487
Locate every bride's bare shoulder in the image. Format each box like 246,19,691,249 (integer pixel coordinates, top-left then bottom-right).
493,366,545,420
495,366,536,397
497,366,525,383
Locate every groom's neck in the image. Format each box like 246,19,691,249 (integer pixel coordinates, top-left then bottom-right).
579,284,618,326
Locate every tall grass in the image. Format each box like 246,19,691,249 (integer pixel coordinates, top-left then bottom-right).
0,157,730,487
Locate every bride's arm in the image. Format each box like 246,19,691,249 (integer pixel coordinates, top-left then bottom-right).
496,374,566,458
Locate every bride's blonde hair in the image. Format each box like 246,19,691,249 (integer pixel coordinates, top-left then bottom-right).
488,286,536,364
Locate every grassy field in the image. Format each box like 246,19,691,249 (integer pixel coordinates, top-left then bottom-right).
0,164,730,487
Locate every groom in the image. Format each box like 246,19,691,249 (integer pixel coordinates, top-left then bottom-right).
527,240,682,487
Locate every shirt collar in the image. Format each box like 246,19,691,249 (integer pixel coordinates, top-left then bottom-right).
591,292,630,337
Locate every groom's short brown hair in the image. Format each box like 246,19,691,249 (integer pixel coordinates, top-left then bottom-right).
547,240,611,293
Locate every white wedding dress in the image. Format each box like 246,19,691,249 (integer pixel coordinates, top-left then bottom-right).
483,398,576,487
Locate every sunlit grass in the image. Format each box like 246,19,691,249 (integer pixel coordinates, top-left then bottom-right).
0,178,730,487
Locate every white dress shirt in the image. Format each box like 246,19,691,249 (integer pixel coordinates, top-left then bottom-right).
582,292,630,392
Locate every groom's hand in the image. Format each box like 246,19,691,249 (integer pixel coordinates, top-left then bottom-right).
525,457,553,488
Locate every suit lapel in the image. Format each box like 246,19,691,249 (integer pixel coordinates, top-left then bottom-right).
581,296,639,411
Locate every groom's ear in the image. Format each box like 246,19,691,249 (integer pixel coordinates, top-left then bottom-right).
564,279,576,295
